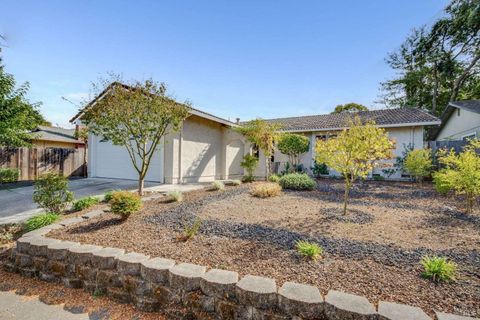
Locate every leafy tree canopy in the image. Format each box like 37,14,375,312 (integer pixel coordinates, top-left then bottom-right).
331,103,369,114
380,0,480,116
0,63,48,146
277,133,310,169
81,77,190,194
315,116,394,214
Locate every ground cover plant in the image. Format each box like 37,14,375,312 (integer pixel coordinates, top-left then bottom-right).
72,196,100,212
25,212,59,232
50,180,480,317
296,240,323,261
32,172,74,214
421,256,457,282
210,180,225,191
168,190,183,202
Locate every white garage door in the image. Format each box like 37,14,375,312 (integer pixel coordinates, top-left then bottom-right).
91,135,164,182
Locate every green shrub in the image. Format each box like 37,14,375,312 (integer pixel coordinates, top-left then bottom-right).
268,174,280,183
184,218,202,240
110,191,142,219
251,183,282,198
211,180,225,191
242,175,255,183
104,190,120,203
240,154,258,182
296,240,323,260
231,179,242,186
0,168,20,183
168,190,183,202
32,172,74,214
279,173,316,190
25,213,59,232
311,162,329,176
421,256,457,282
404,148,433,182
72,196,100,211
372,174,385,181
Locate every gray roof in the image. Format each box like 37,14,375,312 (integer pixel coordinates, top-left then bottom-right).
263,108,440,132
449,100,480,114
30,126,84,144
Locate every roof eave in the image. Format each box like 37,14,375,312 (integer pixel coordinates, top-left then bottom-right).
280,121,441,133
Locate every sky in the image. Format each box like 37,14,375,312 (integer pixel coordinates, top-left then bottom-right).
1,0,450,128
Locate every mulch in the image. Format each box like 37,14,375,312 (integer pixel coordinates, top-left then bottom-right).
48,181,480,317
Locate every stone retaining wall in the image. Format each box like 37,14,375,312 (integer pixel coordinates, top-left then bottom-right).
4,210,476,320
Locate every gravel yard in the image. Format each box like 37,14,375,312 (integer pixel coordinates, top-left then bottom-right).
49,180,480,317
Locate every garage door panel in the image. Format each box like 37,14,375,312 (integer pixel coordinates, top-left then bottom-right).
93,135,163,182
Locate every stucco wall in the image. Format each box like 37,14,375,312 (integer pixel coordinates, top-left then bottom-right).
437,108,480,141
164,115,244,184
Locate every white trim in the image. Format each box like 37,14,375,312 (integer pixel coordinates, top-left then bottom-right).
188,109,238,127
280,121,441,133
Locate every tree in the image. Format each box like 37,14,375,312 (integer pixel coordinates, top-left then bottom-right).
331,103,369,114
236,119,281,179
81,79,190,195
433,139,480,214
277,133,310,170
315,116,394,214
404,149,433,183
0,63,48,146
380,0,480,116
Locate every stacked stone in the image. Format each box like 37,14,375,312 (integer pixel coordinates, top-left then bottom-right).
5,211,478,320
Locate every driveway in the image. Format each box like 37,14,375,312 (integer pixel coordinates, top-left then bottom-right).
0,178,161,223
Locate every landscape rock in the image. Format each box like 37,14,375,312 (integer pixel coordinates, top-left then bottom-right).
435,311,479,320
378,301,431,320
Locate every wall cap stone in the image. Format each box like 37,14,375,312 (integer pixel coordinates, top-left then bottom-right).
378,301,431,320
236,275,277,310
325,290,376,317
278,281,323,319
435,311,479,320
169,262,206,291
200,268,238,299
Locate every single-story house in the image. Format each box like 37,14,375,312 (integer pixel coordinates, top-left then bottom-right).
433,100,480,141
29,126,85,149
71,83,440,183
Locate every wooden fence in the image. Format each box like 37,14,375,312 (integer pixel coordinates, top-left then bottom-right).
0,147,86,181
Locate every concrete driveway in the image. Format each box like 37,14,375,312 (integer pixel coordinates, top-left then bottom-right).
0,178,161,223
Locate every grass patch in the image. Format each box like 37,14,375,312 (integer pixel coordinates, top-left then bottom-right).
72,196,100,211
211,181,225,191
421,256,457,282
168,190,183,202
25,213,59,232
296,240,323,260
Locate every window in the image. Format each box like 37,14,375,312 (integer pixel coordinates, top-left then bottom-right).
251,144,260,158
462,132,476,141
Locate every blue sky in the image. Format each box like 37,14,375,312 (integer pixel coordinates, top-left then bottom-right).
1,0,449,127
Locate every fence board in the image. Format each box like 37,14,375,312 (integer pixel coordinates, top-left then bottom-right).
0,147,86,181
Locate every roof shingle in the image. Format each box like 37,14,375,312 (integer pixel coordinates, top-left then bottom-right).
263,108,440,132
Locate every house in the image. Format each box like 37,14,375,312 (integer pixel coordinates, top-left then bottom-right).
71,83,440,183
29,126,86,149
433,100,480,141
256,108,440,179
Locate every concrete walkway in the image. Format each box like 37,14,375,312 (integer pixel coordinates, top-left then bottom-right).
0,291,89,320
0,178,206,224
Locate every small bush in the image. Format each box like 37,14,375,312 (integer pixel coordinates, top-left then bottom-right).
268,174,280,183
279,173,316,190
296,240,323,260
240,154,259,182
421,256,457,282
404,149,433,182
110,191,142,219
231,179,242,186
25,213,59,232
251,183,282,198
211,180,225,191
0,168,20,183
168,190,183,202
311,162,329,176
372,174,385,181
242,175,255,183
32,172,74,214
184,218,202,240
104,190,120,203
72,196,100,211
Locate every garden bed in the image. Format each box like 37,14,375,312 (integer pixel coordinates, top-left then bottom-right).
48,180,480,317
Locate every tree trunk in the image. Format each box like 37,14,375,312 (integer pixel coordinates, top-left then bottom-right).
450,54,480,102
343,181,350,215
432,64,438,115
138,177,144,196
264,155,269,181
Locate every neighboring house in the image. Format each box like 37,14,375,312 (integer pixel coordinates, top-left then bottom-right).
30,126,85,149
433,100,480,141
71,83,440,183
261,108,440,179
